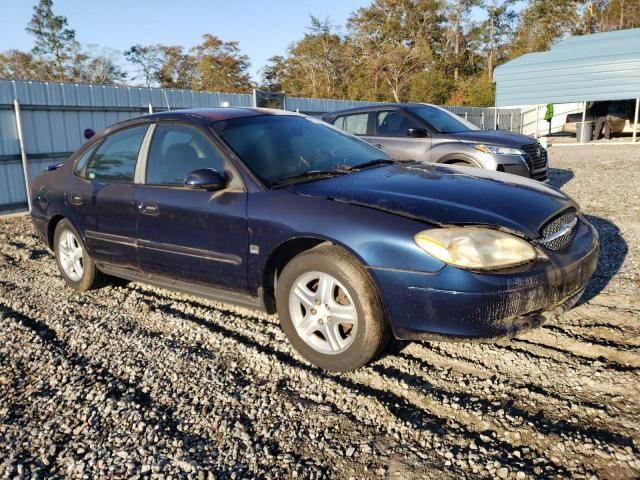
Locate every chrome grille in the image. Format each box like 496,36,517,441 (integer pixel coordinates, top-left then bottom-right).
540,209,578,250
522,143,548,179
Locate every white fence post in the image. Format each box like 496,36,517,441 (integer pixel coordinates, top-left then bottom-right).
481,112,485,129
13,99,32,212
148,103,153,114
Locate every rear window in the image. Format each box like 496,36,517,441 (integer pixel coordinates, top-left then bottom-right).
86,126,148,182
73,144,97,176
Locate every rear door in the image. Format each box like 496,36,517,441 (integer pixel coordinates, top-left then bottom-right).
369,110,431,161
82,124,150,271
134,122,248,292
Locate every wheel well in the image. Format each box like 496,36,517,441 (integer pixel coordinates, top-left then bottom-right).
47,215,65,249
261,237,328,313
443,158,474,166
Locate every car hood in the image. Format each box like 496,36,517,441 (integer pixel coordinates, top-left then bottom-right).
285,163,576,239
451,129,537,148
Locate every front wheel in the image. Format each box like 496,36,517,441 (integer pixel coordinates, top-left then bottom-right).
276,244,390,371
54,219,104,291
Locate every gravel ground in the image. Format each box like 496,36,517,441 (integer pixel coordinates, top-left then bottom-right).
1,144,639,479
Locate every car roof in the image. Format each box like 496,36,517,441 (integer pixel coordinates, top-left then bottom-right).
98,107,303,137
322,103,437,118
150,107,302,122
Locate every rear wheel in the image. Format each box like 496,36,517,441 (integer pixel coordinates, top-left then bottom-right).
54,219,104,291
276,244,390,371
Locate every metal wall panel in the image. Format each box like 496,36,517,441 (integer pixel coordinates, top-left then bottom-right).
0,110,19,156
494,28,640,106
285,96,382,113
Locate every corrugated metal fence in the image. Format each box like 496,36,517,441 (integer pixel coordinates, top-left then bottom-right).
0,79,524,212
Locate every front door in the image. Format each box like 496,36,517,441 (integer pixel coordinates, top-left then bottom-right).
82,124,150,271
134,122,248,292
368,110,431,161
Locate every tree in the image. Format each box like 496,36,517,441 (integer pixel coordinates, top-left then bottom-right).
259,55,286,91
190,34,252,93
446,0,481,82
273,17,352,98
477,0,517,77
76,47,127,85
124,45,162,86
407,68,455,104
508,0,583,58
448,74,495,105
26,0,78,81
347,0,446,102
156,46,195,89
0,50,48,80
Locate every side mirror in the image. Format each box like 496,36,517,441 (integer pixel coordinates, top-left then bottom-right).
184,168,228,191
407,128,428,138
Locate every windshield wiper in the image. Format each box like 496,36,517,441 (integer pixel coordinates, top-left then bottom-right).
269,170,347,188
340,158,396,171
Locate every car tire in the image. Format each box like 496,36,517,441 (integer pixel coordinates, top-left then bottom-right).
53,219,104,291
276,244,390,371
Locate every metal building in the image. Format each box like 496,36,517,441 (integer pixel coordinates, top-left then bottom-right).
494,27,640,141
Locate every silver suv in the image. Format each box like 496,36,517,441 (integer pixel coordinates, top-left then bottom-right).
322,103,548,181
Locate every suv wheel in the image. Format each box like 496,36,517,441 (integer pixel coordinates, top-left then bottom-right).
276,244,390,371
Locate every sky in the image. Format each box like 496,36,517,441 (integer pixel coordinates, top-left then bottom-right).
0,0,372,82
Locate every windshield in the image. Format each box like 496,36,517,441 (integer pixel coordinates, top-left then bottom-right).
410,106,480,134
212,115,391,186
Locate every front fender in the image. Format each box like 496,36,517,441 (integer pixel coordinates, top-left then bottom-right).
247,190,445,294
431,142,490,168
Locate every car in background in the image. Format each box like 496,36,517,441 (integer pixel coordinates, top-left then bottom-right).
563,100,637,135
322,103,548,181
30,108,598,371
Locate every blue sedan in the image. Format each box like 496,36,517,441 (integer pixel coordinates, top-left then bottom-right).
29,108,599,371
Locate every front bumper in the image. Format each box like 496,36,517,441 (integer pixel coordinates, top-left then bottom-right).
495,154,548,182
369,219,599,340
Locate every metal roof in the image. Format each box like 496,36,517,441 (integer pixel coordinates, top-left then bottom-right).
494,28,640,106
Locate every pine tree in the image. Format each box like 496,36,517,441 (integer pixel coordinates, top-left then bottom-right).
26,0,78,81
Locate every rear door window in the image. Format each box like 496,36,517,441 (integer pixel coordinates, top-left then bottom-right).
86,126,148,182
334,113,369,135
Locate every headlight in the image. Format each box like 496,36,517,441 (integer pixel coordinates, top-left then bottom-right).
414,227,538,270
474,144,525,156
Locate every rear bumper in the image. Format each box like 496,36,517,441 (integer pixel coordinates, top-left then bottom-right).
369,222,599,340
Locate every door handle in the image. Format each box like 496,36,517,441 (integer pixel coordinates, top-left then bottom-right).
68,192,83,206
373,143,385,149
137,202,159,216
